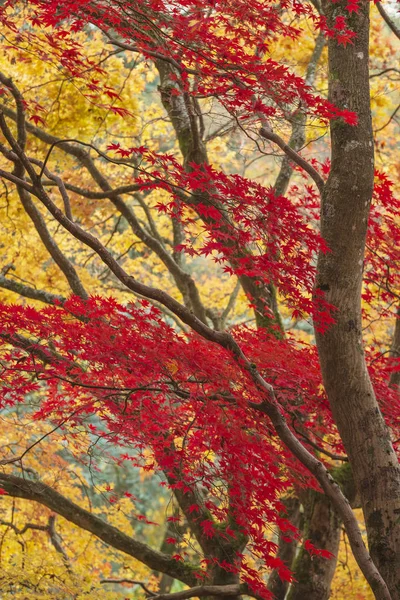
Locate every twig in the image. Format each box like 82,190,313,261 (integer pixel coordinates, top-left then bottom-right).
374,103,400,133
292,419,348,462
100,579,156,596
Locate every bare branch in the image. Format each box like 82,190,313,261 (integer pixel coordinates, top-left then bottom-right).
370,67,400,79
0,410,82,466
0,114,88,298
100,579,156,595
42,171,73,221
0,104,209,322
374,102,400,133
150,584,261,600
112,286,189,333
259,127,324,194
48,515,72,567
0,519,48,535
0,472,198,586
0,166,34,191
220,281,241,329
104,34,197,75
43,179,143,199
0,274,66,305
376,2,400,40
273,31,326,197
292,418,348,462
0,72,27,149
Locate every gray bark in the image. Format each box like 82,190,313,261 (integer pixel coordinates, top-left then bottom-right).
316,2,400,596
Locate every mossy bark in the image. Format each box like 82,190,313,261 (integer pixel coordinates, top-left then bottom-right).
287,491,341,600
287,465,357,600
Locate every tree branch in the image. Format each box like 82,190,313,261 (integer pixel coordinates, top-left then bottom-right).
0,519,48,535
273,31,326,197
0,472,198,586
0,133,386,595
370,67,400,79
100,578,156,595
43,179,144,199
376,2,400,40
0,274,66,305
47,514,72,568
374,102,400,133
0,103,209,323
259,127,324,194
150,584,261,600
104,34,197,75
0,113,88,299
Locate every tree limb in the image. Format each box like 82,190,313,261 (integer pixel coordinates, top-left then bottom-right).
273,31,326,197
0,112,88,299
0,103,209,323
0,472,198,586
43,179,144,199
259,127,324,194
0,133,386,595
376,2,400,40
100,578,157,595
0,274,66,305
150,584,261,600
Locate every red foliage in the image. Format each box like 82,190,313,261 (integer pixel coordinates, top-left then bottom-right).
0,0,398,595
0,292,398,593
0,0,360,125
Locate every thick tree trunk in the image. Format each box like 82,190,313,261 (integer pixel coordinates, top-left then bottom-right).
316,2,400,596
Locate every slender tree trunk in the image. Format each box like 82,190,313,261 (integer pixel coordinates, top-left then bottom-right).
206,569,242,600
155,508,187,593
203,535,246,600
389,308,400,389
267,498,301,600
316,2,400,596
287,464,358,600
156,60,281,331
287,491,341,600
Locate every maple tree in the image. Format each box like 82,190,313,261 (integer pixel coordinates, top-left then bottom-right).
0,0,399,599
